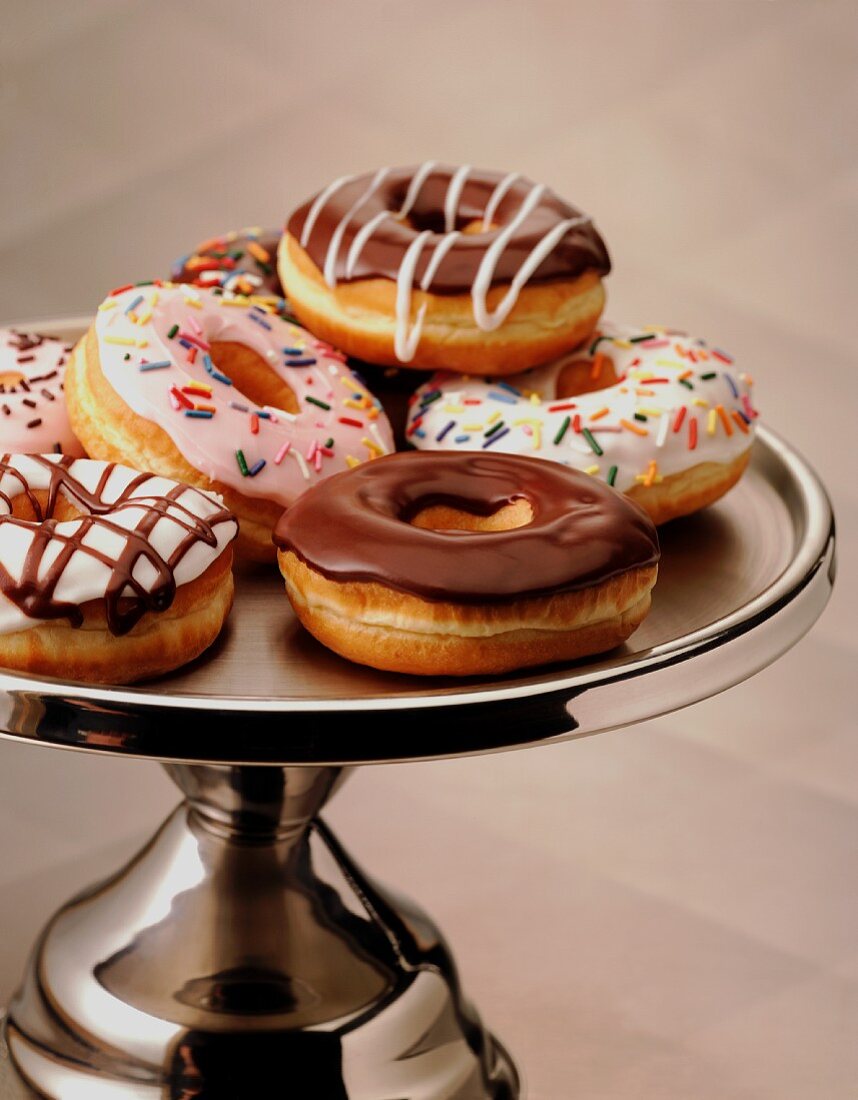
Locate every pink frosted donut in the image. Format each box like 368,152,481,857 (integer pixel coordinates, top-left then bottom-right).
0,329,84,456
68,283,395,558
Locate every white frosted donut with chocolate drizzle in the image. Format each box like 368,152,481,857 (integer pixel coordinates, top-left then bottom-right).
0,455,237,683
67,282,394,560
0,329,84,455
405,323,758,525
280,163,611,375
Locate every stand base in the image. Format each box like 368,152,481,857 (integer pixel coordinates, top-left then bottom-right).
5,766,519,1099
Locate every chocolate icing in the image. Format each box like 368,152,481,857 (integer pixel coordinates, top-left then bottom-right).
274,451,658,603
172,228,285,299
286,166,611,293
0,456,235,635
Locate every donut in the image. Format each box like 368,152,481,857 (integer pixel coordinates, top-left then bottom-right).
0,329,84,456
279,163,611,375
274,451,659,677
348,360,433,450
66,282,395,559
172,226,293,317
405,323,758,525
0,454,237,683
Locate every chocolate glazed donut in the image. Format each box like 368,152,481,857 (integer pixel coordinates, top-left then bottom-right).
279,164,612,374
172,227,290,306
287,166,610,292
275,451,659,677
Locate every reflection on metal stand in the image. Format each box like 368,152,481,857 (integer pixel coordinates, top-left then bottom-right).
7,763,520,1099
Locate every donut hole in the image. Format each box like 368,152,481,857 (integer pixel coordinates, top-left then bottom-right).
408,498,533,533
403,210,448,235
0,371,25,390
462,219,499,235
557,355,620,397
6,490,69,522
402,213,499,236
209,341,299,415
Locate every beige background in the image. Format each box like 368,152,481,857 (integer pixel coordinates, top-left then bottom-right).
0,2,856,1097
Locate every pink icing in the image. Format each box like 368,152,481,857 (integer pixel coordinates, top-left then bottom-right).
89,284,393,507
0,329,84,456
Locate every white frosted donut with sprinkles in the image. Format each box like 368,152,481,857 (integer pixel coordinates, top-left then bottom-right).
66,282,394,559
405,322,758,525
0,329,84,456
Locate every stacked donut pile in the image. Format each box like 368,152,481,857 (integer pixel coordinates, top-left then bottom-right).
0,164,758,682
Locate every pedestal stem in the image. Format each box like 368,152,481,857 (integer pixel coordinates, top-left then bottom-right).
6,763,519,1099
163,762,350,840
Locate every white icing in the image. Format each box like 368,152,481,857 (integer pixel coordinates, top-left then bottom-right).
397,160,437,218
394,231,432,362
345,211,391,279
481,172,520,231
323,167,390,287
420,231,461,291
343,162,437,281
0,455,237,635
471,211,590,332
443,165,471,232
300,174,356,248
406,322,757,495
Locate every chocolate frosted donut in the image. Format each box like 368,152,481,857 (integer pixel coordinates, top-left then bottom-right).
275,451,659,676
279,164,611,374
172,227,291,313
286,166,610,293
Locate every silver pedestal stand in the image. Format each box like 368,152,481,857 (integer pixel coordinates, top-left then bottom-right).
0,322,836,1100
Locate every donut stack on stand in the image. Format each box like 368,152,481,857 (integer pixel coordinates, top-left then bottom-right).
271,163,758,674
0,163,759,684
278,163,757,526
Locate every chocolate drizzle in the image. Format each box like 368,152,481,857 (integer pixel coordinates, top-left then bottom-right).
274,451,659,604
287,166,611,293
0,456,236,635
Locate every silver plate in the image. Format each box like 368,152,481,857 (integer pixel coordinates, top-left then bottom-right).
0,319,835,766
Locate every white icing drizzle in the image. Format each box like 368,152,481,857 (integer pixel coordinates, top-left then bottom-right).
397,160,438,218
323,167,390,287
300,174,356,248
443,165,471,232
391,230,463,361
343,161,439,280
345,210,391,279
471,185,590,332
420,231,461,291
394,231,433,361
481,171,520,231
